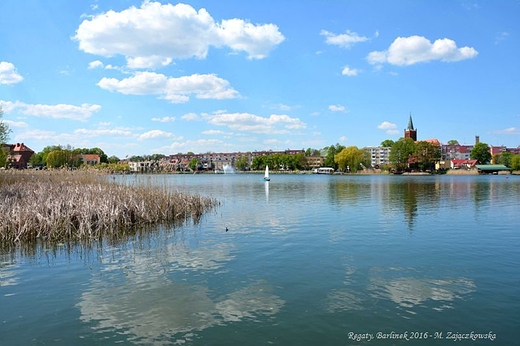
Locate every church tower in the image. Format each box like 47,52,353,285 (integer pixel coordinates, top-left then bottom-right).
404,114,417,141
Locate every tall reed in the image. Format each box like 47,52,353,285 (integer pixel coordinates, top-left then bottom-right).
0,170,219,243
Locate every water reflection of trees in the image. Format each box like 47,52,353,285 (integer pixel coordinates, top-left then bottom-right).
327,179,365,205
326,177,441,231
386,178,441,231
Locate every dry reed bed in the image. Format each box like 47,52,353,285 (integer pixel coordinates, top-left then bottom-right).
0,171,219,243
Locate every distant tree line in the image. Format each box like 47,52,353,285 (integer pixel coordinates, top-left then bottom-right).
128,154,165,162
29,145,126,171
251,152,307,171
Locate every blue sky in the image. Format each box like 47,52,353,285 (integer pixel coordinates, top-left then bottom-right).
1,0,519,158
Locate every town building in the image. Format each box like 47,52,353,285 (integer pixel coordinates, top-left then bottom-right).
365,146,391,168
404,114,417,141
450,159,478,170
304,155,324,169
80,154,101,165
2,143,34,169
441,143,474,161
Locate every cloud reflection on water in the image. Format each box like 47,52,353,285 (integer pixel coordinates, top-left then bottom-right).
0,261,19,288
326,265,476,316
77,237,284,344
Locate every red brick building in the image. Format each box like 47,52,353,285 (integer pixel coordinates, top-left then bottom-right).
4,143,35,169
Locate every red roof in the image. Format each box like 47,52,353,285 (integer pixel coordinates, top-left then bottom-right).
452,159,477,167
422,138,441,146
9,143,34,153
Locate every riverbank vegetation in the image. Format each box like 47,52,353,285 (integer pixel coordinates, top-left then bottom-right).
0,170,219,244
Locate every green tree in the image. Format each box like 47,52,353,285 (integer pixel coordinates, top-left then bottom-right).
0,147,7,168
45,147,82,168
510,155,520,171
470,142,492,164
447,139,459,146
380,139,395,147
107,155,120,164
235,155,249,171
323,143,345,169
494,151,513,167
293,152,307,170
414,141,441,171
1,105,11,168
46,149,69,168
334,146,369,173
389,138,416,172
251,155,266,170
0,105,11,144
29,152,45,167
129,155,144,162
305,148,321,156
38,145,64,164
149,153,165,162
251,153,306,171
189,158,199,171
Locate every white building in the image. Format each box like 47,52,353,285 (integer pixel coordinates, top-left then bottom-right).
365,146,391,168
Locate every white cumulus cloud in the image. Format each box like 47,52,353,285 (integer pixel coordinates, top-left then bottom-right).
15,129,77,143
151,116,176,123
202,129,226,135
367,35,478,66
74,127,134,137
4,120,28,128
329,104,347,112
159,139,228,153
138,130,175,141
341,66,359,76
97,72,239,103
321,30,369,49
0,62,24,85
377,121,399,135
73,2,284,68
207,112,306,134
181,113,199,121
88,60,104,69
492,127,519,135
0,100,100,121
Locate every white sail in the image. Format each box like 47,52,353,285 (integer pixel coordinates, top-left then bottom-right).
264,165,270,180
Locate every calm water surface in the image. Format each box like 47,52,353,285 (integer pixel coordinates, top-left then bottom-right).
1,174,519,345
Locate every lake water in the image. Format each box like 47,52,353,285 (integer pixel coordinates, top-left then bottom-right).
1,174,519,345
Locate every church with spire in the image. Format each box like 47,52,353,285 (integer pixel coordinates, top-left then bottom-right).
404,114,417,141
